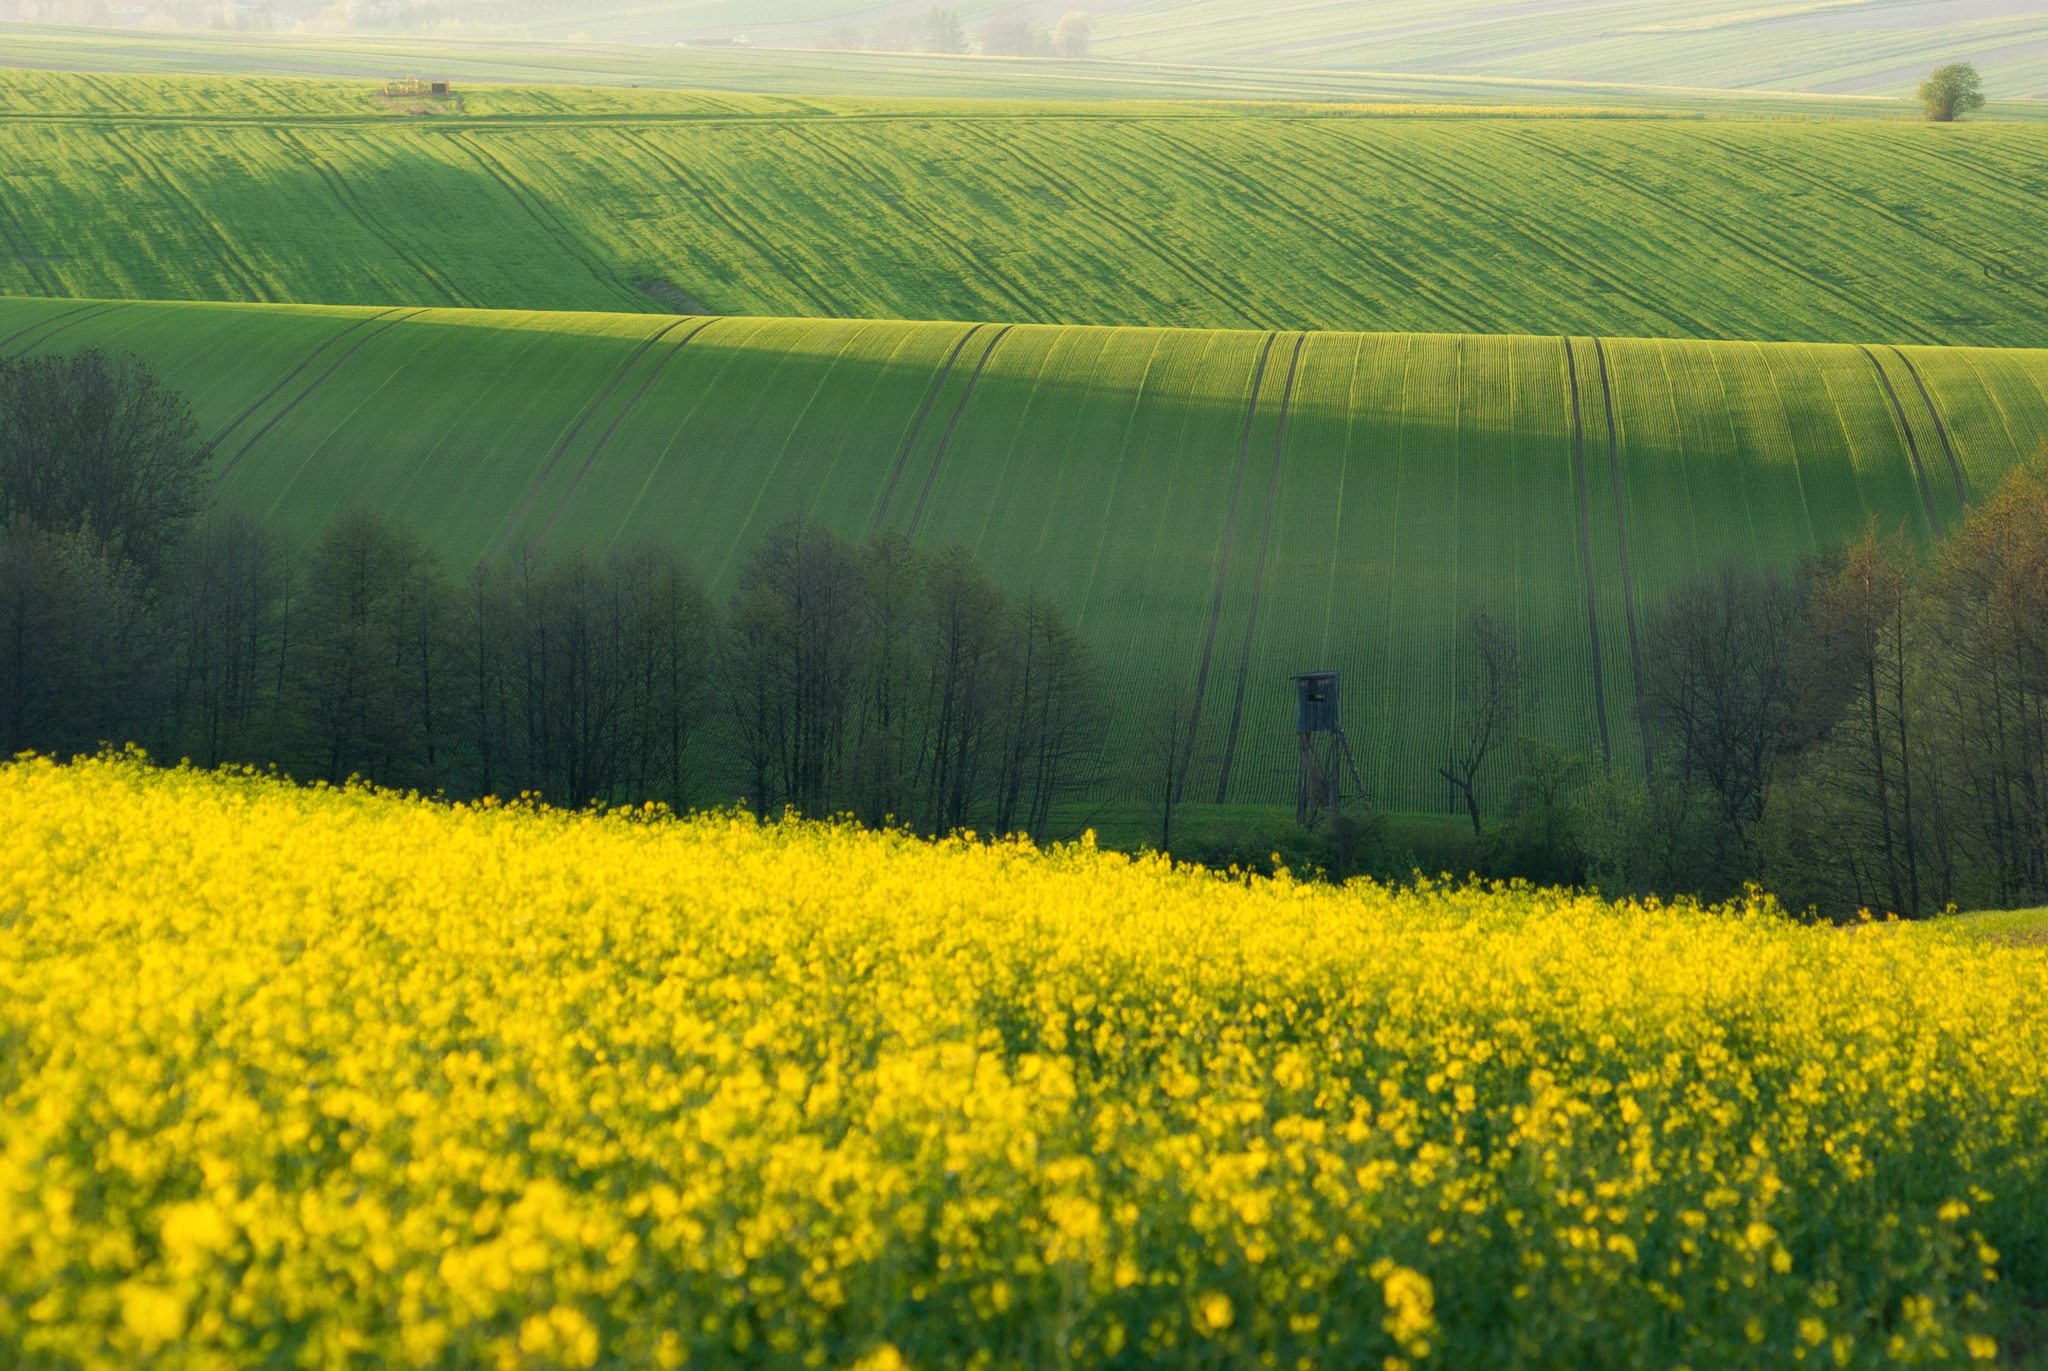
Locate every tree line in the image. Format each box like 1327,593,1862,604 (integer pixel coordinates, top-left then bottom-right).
1442,459,2048,918
0,350,1101,838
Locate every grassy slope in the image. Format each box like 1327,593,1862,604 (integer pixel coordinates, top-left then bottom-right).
4,71,2048,348
7,297,2041,812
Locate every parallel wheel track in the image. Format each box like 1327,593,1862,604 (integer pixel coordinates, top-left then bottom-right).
1858,345,1945,539
1563,337,1614,768
1593,338,1653,773
535,317,722,548
210,309,426,492
870,324,983,537
485,317,693,564
1214,332,1305,804
1887,346,1968,509
906,325,1013,541
1175,331,1278,806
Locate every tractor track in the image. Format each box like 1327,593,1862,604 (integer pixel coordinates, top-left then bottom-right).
871,324,983,537
961,122,1277,330
906,325,1013,541
210,309,425,492
1214,332,1305,805
484,317,693,564
0,301,116,355
274,129,470,309
101,128,270,302
788,124,1040,325
446,131,643,312
1697,128,2048,316
1141,120,1492,334
1344,130,1716,339
1887,346,1968,509
1176,331,1278,806
1563,337,1614,768
1593,338,1653,772
615,129,842,317
1505,127,1936,346
207,308,399,450
1858,345,1945,539
536,316,721,548
0,191,62,297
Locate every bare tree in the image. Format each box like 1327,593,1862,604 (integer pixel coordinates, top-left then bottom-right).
1440,608,1529,838
1929,459,2048,905
1800,527,1930,916
723,520,867,818
1641,562,1806,876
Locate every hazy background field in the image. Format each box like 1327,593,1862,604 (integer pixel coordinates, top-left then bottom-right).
7,0,2048,101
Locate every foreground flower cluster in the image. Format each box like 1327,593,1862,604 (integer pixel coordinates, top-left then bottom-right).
0,757,2041,1370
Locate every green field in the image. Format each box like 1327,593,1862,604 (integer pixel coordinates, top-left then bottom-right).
7,296,2037,812
4,70,2048,347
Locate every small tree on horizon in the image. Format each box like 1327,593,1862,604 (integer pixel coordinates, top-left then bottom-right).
1918,62,1985,122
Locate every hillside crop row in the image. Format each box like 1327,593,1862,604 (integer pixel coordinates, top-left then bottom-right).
1,754,2042,1367
5,297,2041,812
4,72,2048,345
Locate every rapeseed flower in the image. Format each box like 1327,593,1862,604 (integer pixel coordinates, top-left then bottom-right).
0,754,2041,1369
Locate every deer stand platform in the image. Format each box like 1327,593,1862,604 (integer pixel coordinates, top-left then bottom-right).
1293,671,1367,829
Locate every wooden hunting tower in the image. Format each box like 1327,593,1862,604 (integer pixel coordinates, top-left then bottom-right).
1292,671,1366,828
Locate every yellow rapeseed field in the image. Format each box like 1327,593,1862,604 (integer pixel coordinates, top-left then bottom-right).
0,755,2041,1370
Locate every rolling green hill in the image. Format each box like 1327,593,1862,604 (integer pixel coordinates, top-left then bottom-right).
4,71,2048,348
8,296,2038,813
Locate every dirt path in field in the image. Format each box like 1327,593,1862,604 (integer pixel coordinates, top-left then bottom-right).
484,316,691,564
1176,330,1278,807
906,324,1013,540
1215,331,1306,805
1563,337,1614,768
1858,345,1945,539
537,316,721,547
871,323,982,537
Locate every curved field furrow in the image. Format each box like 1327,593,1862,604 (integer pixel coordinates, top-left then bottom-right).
1593,338,1653,771
1215,333,1307,805
1858,344,1945,540
1564,338,1615,769
1887,347,1970,509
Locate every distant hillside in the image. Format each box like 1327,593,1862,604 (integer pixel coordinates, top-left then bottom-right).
6,297,2037,812
3,71,2048,348
8,0,2046,99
